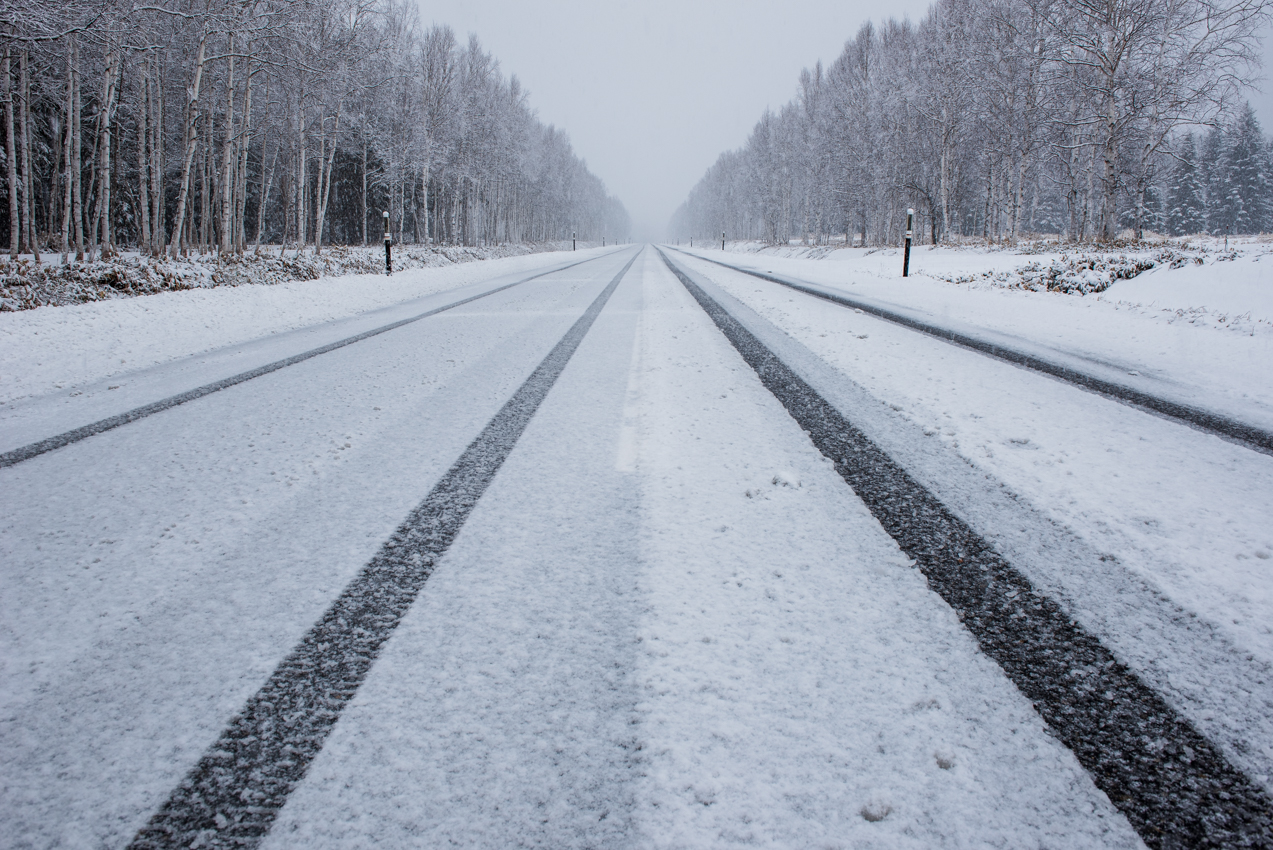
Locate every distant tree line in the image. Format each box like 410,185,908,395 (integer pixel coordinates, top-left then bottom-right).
0,0,631,263
670,0,1270,246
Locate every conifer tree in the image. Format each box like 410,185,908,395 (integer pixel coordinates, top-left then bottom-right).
1166,133,1205,236
1201,126,1228,235
1220,103,1269,235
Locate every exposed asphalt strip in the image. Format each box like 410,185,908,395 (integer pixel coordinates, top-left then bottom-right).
657,247,1273,850
126,250,640,850
672,247,1273,457
0,250,621,470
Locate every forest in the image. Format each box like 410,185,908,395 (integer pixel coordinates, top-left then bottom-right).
0,0,631,263
670,0,1272,246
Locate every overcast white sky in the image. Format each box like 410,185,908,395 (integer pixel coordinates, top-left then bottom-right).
416,0,1273,240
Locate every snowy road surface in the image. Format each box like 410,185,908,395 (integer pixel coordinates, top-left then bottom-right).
2,246,1271,848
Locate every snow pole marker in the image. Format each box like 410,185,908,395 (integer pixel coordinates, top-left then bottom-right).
383,210,391,276
572,231,576,251
903,208,913,277
722,231,725,250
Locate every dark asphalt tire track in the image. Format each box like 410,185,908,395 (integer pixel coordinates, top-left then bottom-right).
126,250,640,850
658,247,1273,850
0,250,621,470
673,247,1273,457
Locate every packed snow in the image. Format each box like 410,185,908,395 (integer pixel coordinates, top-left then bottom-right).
2,241,1267,846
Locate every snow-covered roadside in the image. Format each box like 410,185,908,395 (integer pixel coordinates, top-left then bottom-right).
0,241,597,312
679,242,1273,432
715,235,1271,303
0,247,612,407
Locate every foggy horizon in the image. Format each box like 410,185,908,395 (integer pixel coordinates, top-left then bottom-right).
419,0,1273,240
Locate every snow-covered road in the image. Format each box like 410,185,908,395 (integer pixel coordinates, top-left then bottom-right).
2,246,1270,848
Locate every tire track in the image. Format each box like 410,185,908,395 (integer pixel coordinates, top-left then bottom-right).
658,247,1273,849
672,247,1273,456
127,249,639,850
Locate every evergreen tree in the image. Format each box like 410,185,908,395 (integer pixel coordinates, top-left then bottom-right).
1166,133,1206,236
1219,103,1269,234
1143,183,1166,234
1201,126,1227,235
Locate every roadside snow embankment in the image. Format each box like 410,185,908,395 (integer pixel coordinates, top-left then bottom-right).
720,236,1271,314
0,241,593,312
0,247,610,406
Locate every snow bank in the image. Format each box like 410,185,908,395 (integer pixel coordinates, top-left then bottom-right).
1106,251,1273,321
719,235,1272,310
0,241,593,311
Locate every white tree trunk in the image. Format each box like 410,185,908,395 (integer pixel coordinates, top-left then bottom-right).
3,44,19,258
59,46,73,261
19,49,36,261
169,37,207,258
219,37,236,255
137,67,151,255
151,54,164,257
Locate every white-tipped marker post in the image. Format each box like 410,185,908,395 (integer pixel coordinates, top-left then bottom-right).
383,211,392,276
903,208,913,278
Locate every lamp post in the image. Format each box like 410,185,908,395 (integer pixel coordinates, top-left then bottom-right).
383,211,392,276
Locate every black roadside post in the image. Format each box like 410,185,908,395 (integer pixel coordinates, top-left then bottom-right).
572,231,576,251
603,236,606,247
383,211,392,276
722,231,725,250
902,208,913,278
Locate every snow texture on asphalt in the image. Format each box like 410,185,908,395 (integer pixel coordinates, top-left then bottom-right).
660,249,1272,848
3,243,1265,848
670,249,1273,794
625,250,1142,848
127,251,639,849
259,253,648,849
0,251,634,848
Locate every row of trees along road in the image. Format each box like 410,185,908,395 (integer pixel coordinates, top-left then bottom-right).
670,0,1271,246
0,0,631,262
